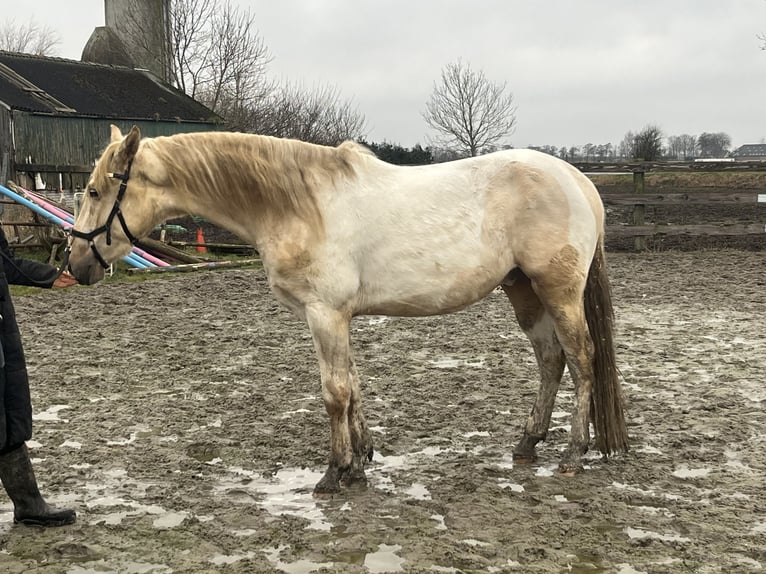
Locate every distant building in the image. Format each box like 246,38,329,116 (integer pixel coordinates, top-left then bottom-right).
83,0,171,82
0,50,221,190
731,144,766,161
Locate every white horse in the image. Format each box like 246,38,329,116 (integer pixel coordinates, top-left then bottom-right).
69,125,627,494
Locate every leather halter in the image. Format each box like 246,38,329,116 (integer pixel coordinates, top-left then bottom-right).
70,160,139,269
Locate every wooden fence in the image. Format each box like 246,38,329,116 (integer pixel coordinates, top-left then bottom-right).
573,160,766,249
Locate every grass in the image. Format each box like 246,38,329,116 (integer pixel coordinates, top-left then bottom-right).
590,170,766,189
8,248,261,297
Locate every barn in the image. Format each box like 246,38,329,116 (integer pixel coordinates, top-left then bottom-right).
0,50,222,192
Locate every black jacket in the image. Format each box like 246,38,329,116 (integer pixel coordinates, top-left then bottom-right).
0,225,58,451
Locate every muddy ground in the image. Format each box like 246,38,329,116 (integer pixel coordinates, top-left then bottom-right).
0,250,763,573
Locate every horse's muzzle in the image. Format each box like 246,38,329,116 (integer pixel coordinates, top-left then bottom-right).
68,250,106,285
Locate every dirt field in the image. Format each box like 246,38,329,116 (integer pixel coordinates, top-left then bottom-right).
0,250,763,573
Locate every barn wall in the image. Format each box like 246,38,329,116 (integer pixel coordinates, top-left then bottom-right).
0,107,11,183
12,112,220,188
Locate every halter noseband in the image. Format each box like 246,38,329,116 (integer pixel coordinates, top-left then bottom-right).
70,160,139,269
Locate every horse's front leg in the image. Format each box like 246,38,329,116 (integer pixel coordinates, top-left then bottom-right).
307,307,369,495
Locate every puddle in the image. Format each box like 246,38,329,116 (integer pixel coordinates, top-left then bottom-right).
624,527,690,543
429,356,486,369
216,466,331,530
209,552,257,566
83,468,189,529
498,479,524,493
535,464,557,477
67,564,172,574
494,453,515,470
33,404,71,422
369,446,458,494
461,539,490,547
672,466,711,479
262,546,333,573
404,482,431,500
364,544,405,573
152,511,189,529
106,424,151,446
462,431,490,438
60,440,83,449
488,560,523,572
430,514,448,530
86,494,189,529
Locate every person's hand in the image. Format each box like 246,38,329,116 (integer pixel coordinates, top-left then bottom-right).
53,272,78,288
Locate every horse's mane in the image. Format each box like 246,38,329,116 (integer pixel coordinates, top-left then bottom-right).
129,132,371,227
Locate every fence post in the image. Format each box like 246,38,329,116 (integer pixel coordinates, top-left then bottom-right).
632,169,646,250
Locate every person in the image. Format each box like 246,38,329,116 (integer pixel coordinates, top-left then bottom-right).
0,224,77,526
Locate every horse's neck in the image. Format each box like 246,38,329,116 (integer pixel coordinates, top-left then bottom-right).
155,133,323,246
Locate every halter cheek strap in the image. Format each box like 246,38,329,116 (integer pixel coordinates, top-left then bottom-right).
70,159,139,269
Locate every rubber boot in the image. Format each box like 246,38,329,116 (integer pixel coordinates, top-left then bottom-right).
0,444,76,526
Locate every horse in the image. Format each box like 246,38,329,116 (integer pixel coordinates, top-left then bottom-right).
68,125,628,495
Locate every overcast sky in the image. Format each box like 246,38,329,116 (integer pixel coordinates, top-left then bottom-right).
4,1,766,149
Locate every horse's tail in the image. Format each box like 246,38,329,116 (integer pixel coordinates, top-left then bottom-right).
584,239,629,455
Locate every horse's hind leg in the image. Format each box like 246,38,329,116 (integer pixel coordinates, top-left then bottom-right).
528,254,597,474
502,272,566,462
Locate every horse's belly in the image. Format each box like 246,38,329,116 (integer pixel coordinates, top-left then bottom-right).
356,264,505,317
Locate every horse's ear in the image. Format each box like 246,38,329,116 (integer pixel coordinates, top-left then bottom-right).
110,124,123,143
115,125,141,165
124,125,141,158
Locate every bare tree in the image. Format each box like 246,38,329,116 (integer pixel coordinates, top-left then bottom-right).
678,134,699,159
667,134,698,160
167,0,214,96
618,131,635,159
122,0,271,123
0,18,59,55
423,59,517,157
632,125,664,160
250,82,367,145
122,0,363,141
195,3,271,116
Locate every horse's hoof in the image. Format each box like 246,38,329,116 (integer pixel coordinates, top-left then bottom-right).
313,472,341,497
340,469,367,487
313,482,340,498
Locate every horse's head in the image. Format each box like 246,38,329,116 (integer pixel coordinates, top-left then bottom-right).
69,125,156,284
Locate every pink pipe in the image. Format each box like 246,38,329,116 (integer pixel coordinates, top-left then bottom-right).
25,190,72,222
128,245,170,267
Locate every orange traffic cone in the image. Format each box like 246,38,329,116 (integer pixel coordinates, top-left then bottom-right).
196,227,207,253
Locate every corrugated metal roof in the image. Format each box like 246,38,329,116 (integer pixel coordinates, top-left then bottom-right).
0,50,219,123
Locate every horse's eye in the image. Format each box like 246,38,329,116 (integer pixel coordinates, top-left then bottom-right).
88,188,99,199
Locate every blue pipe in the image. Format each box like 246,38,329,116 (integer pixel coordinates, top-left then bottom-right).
0,184,155,269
